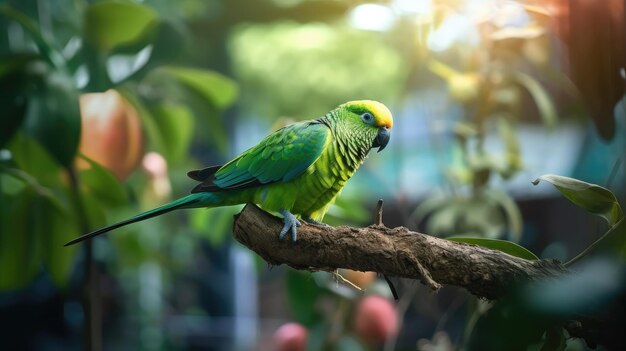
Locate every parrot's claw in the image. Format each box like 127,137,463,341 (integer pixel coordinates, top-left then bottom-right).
303,217,331,227
279,210,302,242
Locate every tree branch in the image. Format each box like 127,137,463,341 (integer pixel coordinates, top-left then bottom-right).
233,204,567,300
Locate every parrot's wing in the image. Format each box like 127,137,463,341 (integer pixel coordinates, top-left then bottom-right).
189,121,330,193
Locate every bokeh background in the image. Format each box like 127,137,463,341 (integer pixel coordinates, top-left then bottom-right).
1,0,625,350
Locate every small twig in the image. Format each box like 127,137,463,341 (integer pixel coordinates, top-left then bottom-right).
373,199,399,300
375,199,384,226
332,271,365,292
565,218,624,267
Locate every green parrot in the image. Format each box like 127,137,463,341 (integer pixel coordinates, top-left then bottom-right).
65,100,392,246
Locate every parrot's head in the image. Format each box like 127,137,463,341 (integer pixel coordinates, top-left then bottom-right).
339,100,393,152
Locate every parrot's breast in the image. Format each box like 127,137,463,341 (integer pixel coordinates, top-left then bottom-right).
287,135,369,220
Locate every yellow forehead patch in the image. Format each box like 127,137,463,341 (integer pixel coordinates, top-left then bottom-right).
343,100,393,129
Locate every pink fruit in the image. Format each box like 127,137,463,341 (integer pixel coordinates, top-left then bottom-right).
273,322,308,351
354,295,398,344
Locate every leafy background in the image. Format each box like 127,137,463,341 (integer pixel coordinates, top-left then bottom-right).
1,0,625,350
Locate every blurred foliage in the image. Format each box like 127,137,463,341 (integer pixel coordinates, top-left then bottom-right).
459,176,626,350
229,22,409,119
413,1,566,242
468,258,626,351
0,2,238,349
0,0,236,293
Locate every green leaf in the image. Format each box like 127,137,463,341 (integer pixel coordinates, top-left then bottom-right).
0,182,78,290
9,133,62,188
0,55,43,148
0,173,27,196
117,87,166,154
286,270,323,326
149,21,187,64
158,66,238,109
41,194,79,288
532,174,623,227
514,72,557,128
22,71,81,168
150,103,194,162
84,1,158,53
79,191,108,231
0,189,42,290
79,155,127,206
0,73,28,148
447,237,539,260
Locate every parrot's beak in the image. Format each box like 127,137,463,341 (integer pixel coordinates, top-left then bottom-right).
373,127,391,152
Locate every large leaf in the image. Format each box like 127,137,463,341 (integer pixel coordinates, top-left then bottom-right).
0,189,42,290
149,21,187,64
9,133,62,188
79,155,128,206
84,1,158,53
117,87,166,154
22,71,81,168
41,193,79,288
158,66,238,109
0,173,27,196
0,55,44,148
532,174,623,227
150,103,194,162
447,237,539,260
0,180,78,290
0,68,28,148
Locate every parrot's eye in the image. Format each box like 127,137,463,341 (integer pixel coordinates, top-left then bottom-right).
361,112,374,124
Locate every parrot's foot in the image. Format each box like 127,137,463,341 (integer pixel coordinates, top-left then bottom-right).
303,217,331,227
279,209,302,242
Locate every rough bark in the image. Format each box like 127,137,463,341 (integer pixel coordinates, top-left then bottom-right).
233,204,567,300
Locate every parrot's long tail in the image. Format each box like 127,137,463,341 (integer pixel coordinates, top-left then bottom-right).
64,193,208,246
